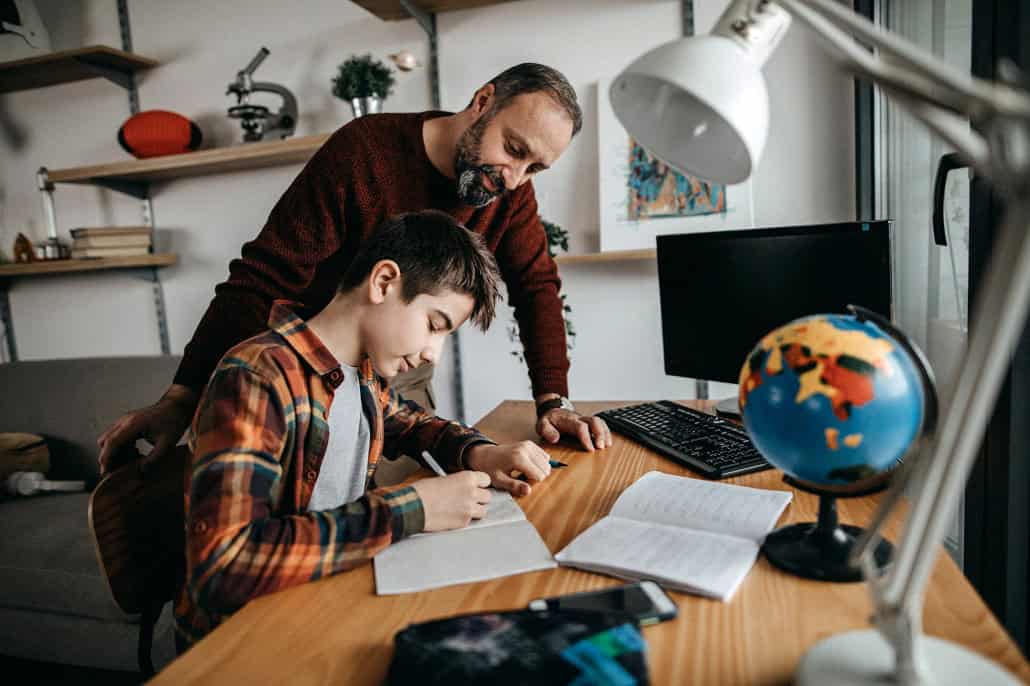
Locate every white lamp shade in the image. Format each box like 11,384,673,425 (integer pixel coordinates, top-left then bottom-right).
609,35,770,185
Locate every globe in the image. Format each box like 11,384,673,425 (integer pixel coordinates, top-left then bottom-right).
738,313,927,494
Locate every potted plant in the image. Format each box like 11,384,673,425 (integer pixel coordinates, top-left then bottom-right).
332,54,396,118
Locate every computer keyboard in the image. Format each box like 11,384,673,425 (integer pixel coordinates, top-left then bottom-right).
596,401,771,479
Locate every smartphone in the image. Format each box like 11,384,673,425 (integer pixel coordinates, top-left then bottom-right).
527,580,677,626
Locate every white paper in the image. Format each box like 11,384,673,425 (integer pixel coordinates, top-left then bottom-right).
374,520,556,595
554,472,793,601
555,517,759,600
611,471,793,542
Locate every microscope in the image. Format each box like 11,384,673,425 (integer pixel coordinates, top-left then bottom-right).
226,47,298,142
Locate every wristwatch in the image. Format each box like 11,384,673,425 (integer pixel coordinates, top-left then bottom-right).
536,396,575,418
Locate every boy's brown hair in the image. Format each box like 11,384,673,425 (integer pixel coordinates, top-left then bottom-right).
339,210,502,330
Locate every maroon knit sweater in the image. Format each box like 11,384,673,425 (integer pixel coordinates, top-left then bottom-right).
175,111,569,398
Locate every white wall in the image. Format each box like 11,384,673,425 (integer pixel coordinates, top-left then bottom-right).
0,0,854,424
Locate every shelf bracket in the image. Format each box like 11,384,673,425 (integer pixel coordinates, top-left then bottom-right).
71,57,135,92
93,177,150,199
0,283,17,362
399,0,441,110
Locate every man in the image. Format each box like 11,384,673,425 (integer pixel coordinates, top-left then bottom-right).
98,63,611,477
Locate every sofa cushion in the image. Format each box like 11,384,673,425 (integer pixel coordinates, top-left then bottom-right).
0,492,132,623
0,356,181,483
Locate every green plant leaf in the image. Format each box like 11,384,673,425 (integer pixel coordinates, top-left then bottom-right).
332,53,396,100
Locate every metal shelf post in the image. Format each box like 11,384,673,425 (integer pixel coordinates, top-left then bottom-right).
0,285,17,361
399,0,463,421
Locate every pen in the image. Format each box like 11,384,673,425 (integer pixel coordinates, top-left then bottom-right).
549,460,567,468
421,450,447,477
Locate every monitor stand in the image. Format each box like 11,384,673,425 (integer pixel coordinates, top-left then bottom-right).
714,396,742,419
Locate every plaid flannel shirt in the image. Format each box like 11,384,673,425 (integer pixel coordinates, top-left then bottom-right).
174,301,493,646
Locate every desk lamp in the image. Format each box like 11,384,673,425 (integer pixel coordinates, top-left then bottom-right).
610,1,1030,684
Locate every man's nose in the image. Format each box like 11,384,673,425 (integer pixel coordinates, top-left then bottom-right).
503,164,527,190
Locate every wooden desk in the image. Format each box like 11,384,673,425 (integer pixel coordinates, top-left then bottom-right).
152,401,1030,685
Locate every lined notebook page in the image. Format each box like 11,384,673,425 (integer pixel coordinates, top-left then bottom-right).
554,517,759,600
611,471,792,542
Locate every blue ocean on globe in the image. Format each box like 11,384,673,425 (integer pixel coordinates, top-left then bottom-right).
738,314,925,489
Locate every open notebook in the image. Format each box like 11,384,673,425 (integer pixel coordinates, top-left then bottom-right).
373,489,555,595
555,471,792,601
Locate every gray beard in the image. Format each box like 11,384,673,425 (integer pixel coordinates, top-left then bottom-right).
457,167,502,208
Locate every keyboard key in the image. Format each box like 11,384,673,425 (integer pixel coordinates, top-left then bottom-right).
598,402,771,479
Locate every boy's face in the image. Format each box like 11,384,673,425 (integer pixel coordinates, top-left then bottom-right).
363,283,475,379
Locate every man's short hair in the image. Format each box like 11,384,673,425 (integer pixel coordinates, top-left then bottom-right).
339,210,501,331
475,63,582,137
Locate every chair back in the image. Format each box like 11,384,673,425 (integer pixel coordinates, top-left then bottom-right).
88,445,189,674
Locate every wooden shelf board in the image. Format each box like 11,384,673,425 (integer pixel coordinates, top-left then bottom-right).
351,0,520,21
0,45,158,94
47,134,330,186
554,248,656,265
0,253,177,278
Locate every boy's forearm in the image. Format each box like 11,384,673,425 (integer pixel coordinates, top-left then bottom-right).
189,484,423,612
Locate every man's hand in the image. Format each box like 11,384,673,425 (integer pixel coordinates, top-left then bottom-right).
536,408,612,452
465,441,552,497
411,471,493,532
97,384,198,474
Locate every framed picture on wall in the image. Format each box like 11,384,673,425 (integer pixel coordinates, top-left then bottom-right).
597,79,756,252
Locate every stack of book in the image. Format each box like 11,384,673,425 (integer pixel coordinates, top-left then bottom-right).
70,227,152,259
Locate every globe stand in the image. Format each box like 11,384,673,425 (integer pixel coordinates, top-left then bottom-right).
761,479,893,582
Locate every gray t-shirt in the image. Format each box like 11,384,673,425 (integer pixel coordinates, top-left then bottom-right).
308,362,371,511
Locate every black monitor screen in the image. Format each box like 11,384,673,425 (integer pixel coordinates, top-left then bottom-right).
656,221,892,384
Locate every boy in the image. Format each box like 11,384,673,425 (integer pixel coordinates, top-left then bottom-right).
175,210,554,649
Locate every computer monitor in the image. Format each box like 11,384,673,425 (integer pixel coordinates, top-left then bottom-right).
656,221,892,414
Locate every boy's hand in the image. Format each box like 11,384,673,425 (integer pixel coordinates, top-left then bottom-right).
464,441,552,497
412,471,492,532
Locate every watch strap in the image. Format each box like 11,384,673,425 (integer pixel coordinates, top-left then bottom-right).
536,397,573,418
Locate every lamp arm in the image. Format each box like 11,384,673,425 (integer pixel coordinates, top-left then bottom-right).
766,1,1030,680
776,0,1030,119
885,88,990,170
891,196,1030,611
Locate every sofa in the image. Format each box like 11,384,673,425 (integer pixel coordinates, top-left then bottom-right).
0,356,181,672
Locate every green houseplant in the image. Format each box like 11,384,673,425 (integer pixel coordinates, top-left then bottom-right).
508,217,576,365
332,54,395,117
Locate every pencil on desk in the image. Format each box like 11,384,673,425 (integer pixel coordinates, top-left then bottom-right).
421,450,447,477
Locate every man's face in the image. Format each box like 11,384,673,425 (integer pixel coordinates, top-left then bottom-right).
362,282,475,379
454,91,574,207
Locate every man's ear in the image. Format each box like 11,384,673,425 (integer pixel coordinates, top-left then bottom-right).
470,83,495,116
367,259,401,304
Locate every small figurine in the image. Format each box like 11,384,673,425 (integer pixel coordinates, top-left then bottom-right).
13,233,35,263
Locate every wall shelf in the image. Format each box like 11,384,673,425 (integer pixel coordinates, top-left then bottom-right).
0,254,177,279
351,0,520,21
0,45,158,94
46,133,330,197
554,249,656,265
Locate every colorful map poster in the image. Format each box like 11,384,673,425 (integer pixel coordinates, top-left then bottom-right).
598,79,755,251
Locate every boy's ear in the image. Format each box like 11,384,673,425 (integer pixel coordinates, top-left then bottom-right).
368,259,401,304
